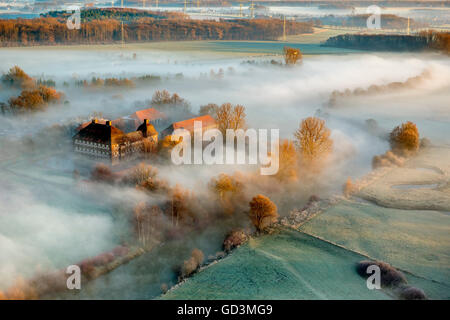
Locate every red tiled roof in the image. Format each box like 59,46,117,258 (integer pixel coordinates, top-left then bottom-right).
172,115,216,132
130,108,167,122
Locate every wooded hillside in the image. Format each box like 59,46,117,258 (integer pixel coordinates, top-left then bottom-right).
0,9,314,47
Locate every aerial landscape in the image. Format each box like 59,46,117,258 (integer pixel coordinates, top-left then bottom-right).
0,0,449,303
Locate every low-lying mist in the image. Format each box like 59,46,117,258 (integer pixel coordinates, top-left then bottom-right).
0,46,449,298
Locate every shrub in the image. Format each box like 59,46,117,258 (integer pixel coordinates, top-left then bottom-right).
91,163,115,183
283,46,302,65
123,163,157,186
223,229,248,252
372,151,404,169
181,257,198,278
138,177,169,194
112,245,129,257
79,259,96,279
389,121,419,155
180,249,204,279
419,137,432,149
356,260,407,287
8,85,62,113
1,65,34,89
160,283,168,294
343,177,357,197
399,286,427,300
191,248,204,266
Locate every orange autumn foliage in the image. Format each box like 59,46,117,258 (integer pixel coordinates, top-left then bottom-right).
389,121,420,155
210,173,244,215
249,194,278,231
294,117,333,168
283,46,302,65
275,139,298,182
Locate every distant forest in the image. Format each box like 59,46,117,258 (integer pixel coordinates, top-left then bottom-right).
123,0,450,7
41,8,188,22
323,31,450,53
0,8,313,47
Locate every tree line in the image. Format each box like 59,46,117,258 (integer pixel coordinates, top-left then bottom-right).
0,17,313,47
0,66,63,114
41,7,187,22
323,31,450,53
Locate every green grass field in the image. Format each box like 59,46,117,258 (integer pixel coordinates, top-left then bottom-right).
162,226,449,299
162,229,392,300
299,200,450,289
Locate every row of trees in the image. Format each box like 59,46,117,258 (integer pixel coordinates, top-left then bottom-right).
75,77,135,88
1,66,63,113
42,8,187,22
419,30,450,54
0,17,313,46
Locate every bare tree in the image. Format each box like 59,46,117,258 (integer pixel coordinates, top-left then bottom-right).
215,103,246,135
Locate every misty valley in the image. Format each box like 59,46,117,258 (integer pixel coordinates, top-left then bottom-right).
0,1,449,302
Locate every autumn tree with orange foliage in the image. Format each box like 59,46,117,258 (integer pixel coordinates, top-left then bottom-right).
158,134,183,158
275,139,298,182
283,46,302,65
343,177,358,197
210,173,244,215
1,65,34,89
0,15,313,47
249,194,278,232
294,117,333,168
138,175,169,194
389,121,420,155
8,85,62,113
0,277,38,300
